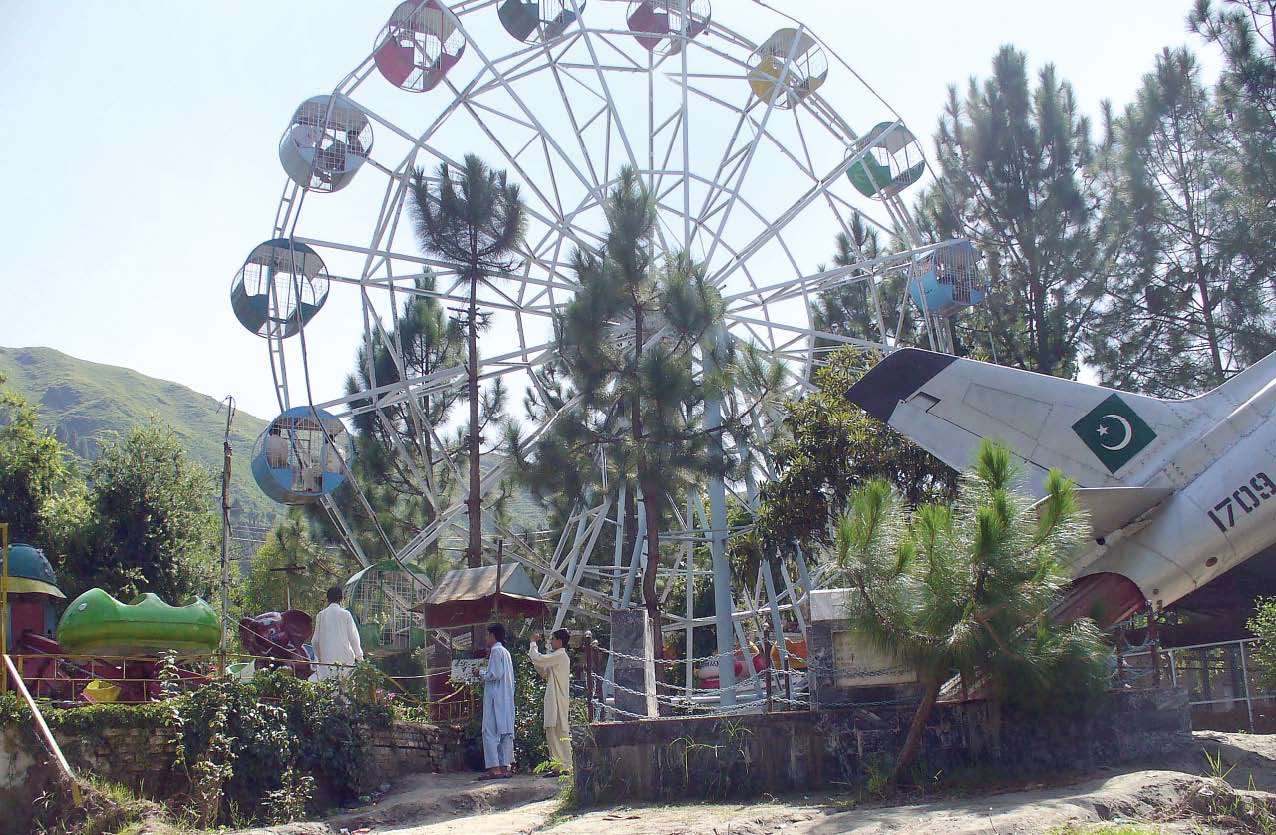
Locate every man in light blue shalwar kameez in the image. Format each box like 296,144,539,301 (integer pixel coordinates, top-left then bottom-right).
480,622,515,778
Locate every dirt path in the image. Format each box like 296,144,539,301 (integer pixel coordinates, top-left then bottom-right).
237,732,1276,835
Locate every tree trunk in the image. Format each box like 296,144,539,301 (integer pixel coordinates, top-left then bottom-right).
1171,105,1225,383
892,677,941,785
632,297,663,661
641,481,662,655
467,271,482,569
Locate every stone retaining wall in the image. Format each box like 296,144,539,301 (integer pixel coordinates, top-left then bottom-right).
367,720,470,781
0,718,470,826
572,686,1192,806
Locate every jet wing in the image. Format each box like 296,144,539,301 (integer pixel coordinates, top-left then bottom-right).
1040,486,1174,541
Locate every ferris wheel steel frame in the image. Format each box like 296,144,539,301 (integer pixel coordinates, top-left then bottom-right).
248,0,972,706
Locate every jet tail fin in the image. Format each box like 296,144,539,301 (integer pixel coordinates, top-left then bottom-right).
845,349,1211,495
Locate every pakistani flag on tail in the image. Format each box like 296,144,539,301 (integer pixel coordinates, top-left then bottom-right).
1072,394,1157,474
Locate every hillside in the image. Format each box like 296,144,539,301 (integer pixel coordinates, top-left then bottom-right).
0,347,549,544
0,346,278,528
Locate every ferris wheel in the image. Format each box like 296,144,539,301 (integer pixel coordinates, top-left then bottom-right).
230,0,984,694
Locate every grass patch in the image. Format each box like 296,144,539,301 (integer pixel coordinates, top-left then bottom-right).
532,771,579,831
34,776,172,835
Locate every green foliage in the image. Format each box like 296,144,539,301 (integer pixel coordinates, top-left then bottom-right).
409,153,527,565
811,212,915,351
922,46,1103,377
172,668,390,824
0,691,27,726
513,646,550,768
835,439,1110,782
1090,45,1275,396
327,270,466,562
1190,1,1276,248
261,767,315,825
0,371,221,604
376,647,429,698
0,346,275,529
0,692,169,737
756,348,958,551
0,373,74,547
240,509,356,616
34,775,167,835
58,420,219,603
1246,597,1276,689
1,672,390,827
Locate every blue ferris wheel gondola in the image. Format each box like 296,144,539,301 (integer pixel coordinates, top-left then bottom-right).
909,239,986,316
251,407,353,505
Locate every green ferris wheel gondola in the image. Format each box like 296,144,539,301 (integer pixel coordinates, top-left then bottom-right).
344,560,429,655
847,121,927,199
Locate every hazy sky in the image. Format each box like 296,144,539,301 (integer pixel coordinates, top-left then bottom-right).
0,1,1218,423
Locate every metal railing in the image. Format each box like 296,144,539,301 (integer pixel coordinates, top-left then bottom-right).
3,649,479,722
1120,637,1274,732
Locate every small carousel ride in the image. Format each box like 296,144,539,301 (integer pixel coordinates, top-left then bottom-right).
2,539,316,701
2,542,221,703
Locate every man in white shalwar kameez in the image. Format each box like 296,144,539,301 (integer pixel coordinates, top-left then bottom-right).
529,629,573,774
479,622,515,778
313,586,364,682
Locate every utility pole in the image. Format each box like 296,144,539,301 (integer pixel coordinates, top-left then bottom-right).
218,397,236,669
1,522,9,693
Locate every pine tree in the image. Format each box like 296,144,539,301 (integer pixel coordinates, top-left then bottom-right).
326,271,466,557
835,440,1109,784
811,213,912,355
510,166,726,643
1089,48,1270,396
924,47,1104,377
410,156,526,568
1189,1,1276,371
241,509,357,615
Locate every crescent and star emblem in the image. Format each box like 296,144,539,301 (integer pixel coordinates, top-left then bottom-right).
1095,415,1133,451
1072,394,1156,474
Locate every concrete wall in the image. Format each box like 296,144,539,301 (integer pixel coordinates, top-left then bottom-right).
0,727,52,828
572,686,1192,806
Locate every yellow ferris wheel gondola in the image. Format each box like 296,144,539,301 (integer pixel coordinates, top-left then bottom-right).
747,28,827,109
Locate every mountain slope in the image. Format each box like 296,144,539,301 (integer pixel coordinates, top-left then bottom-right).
0,346,278,527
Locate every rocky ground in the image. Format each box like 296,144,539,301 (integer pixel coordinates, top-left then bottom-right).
230,732,1276,835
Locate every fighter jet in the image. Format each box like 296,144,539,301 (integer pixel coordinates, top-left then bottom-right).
845,348,1276,626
